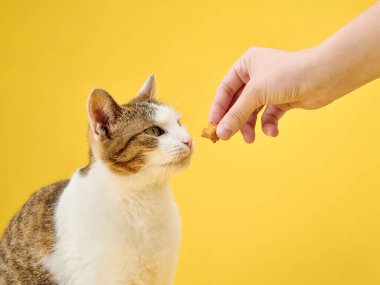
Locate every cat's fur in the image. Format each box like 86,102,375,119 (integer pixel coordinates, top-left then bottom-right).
0,75,193,285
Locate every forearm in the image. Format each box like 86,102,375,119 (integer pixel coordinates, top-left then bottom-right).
311,1,380,101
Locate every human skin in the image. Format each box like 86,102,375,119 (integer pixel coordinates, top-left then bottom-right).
209,1,380,143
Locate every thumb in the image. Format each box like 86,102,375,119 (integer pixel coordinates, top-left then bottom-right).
216,81,263,140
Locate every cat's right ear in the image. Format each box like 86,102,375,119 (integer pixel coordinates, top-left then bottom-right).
87,89,121,139
135,74,156,101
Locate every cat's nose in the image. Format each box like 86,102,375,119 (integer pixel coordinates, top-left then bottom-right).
182,137,193,149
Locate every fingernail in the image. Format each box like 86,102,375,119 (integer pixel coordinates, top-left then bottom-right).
217,123,233,139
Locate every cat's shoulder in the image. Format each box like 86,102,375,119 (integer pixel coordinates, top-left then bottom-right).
2,179,69,240
29,179,69,207
0,180,69,285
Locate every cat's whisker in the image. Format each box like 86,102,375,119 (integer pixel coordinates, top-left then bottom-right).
166,91,179,109
167,150,188,156
165,90,186,113
169,91,185,110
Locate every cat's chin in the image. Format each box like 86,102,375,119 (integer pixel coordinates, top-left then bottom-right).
163,153,192,172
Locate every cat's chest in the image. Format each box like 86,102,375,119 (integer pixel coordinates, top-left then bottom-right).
68,184,181,256
47,177,181,285
94,209,181,279
102,201,181,256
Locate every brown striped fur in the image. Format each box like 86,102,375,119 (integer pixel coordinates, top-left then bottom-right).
0,181,68,285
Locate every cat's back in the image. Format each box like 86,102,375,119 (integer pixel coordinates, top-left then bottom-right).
0,180,68,285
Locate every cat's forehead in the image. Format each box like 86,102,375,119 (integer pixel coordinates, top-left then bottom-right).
119,101,155,123
120,101,180,126
153,105,181,125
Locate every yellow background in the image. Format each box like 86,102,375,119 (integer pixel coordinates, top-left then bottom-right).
1,0,379,284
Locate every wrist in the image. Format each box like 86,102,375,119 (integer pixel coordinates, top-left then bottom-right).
301,44,348,106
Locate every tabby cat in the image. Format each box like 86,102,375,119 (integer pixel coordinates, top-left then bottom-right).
0,75,193,285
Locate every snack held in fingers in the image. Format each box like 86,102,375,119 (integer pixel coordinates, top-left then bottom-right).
202,122,219,143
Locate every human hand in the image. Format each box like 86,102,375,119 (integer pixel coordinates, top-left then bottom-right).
209,3,380,143
209,46,338,143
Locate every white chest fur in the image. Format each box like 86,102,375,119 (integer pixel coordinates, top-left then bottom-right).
45,162,181,285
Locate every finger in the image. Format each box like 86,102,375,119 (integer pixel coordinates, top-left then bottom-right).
217,80,263,140
209,58,249,123
227,85,244,109
261,104,291,137
240,107,263,144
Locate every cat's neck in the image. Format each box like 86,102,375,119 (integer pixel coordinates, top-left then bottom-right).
81,160,172,196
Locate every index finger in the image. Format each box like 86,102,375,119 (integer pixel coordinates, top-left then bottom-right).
209,59,249,123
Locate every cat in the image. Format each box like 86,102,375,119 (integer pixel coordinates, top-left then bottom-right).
0,75,193,285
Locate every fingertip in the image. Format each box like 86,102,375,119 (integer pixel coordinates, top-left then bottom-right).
243,132,255,144
263,124,279,137
216,123,234,140
241,125,255,144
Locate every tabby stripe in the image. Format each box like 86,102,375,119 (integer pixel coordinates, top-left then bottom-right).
113,152,142,166
110,152,145,174
115,134,140,155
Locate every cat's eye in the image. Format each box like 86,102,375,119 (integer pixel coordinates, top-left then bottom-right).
144,126,165,137
177,120,182,126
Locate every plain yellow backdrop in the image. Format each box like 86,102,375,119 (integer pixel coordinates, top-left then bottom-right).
1,0,379,284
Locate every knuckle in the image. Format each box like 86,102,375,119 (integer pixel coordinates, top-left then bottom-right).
245,84,257,96
213,100,228,115
248,82,267,105
234,59,248,80
246,84,262,100
262,112,279,124
246,46,258,55
258,92,267,105
218,82,235,98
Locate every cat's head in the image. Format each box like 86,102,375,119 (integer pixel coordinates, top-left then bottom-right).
86,75,193,179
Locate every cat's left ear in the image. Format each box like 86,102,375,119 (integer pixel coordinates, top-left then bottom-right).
87,88,121,139
135,74,156,101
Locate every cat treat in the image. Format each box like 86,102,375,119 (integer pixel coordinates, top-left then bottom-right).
201,122,219,143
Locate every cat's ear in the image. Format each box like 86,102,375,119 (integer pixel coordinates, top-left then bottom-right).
87,88,121,139
136,74,156,101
